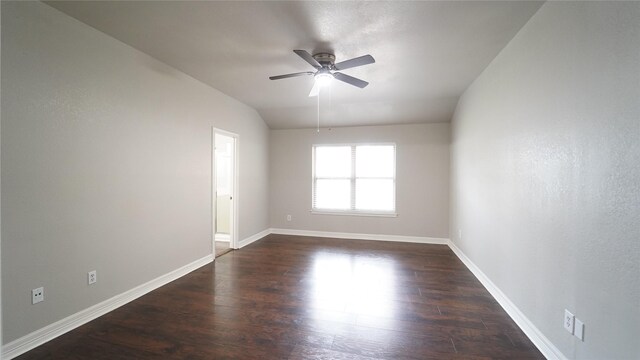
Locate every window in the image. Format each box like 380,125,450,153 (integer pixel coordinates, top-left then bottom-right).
312,144,396,216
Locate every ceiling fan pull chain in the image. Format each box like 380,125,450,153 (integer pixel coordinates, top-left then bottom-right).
317,90,320,133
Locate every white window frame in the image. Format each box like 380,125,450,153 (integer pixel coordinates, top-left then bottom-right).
311,143,397,217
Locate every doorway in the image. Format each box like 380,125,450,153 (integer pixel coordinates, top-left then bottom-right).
213,129,238,257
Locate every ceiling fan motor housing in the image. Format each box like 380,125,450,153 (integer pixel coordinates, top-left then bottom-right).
313,53,336,68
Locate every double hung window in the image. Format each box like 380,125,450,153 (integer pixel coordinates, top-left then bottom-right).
312,144,396,216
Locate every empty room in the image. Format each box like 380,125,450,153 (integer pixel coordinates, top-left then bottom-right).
1,1,638,359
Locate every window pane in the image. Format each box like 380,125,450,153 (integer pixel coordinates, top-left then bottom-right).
315,146,351,177
356,145,394,178
315,179,350,210
355,179,394,211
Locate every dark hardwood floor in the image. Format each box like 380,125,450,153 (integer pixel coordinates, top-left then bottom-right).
17,234,544,359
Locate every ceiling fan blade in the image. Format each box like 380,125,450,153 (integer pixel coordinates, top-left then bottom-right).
269,71,314,80
334,54,375,71
333,72,369,88
294,50,321,69
308,81,321,97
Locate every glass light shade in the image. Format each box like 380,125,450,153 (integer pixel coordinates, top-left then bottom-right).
315,72,334,87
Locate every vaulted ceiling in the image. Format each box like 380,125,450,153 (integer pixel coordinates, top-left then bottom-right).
47,1,544,129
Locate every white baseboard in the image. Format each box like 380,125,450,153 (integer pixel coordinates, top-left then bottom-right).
447,240,566,360
237,228,271,248
214,233,230,242
236,228,448,249
270,228,448,245
1,254,213,360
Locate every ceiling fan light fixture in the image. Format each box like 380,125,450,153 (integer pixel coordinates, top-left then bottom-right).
314,72,334,87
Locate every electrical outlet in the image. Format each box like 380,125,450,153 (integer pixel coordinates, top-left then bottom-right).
286,214,292,221
458,229,462,240
574,318,585,341
88,270,97,285
564,309,575,334
32,287,44,304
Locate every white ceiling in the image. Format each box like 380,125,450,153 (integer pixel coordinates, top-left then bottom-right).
47,1,543,129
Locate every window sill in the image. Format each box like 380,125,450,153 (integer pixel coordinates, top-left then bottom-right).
310,210,398,218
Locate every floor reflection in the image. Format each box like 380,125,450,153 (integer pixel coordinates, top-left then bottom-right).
310,251,397,319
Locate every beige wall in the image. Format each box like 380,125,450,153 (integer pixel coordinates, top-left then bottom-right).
270,123,450,238
0,2,3,355
450,2,640,359
1,1,269,343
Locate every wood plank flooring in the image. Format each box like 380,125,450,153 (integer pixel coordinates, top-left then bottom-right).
17,234,544,359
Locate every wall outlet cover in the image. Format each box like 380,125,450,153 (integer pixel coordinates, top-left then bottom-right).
88,270,97,285
32,287,44,304
564,309,575,334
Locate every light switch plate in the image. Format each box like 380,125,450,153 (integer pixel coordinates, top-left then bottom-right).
574,318,585,341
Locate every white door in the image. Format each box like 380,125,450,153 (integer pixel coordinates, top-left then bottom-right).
213,129,238,256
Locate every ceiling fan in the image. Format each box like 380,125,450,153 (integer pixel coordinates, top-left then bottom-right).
269,50,375,97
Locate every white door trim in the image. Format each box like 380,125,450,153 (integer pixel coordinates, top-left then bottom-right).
212,128,239,252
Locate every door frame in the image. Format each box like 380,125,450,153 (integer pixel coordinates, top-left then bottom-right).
212,127,239,254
